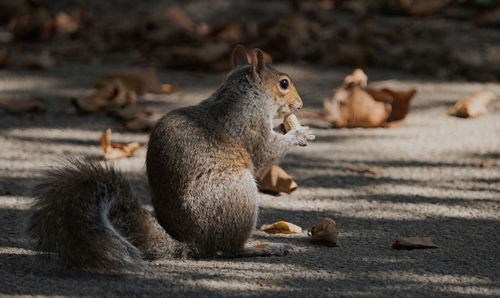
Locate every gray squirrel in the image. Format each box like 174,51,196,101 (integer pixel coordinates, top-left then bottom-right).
29,45,315,271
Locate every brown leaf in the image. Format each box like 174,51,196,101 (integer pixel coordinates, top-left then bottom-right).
114,105,152,121
257,280,279,286
308,218,339,247
368,87,418,122
366,88,393,103
476,6,500,27
346,165,382,175
402,0,453,16
211,21,242,43
124,115,157,131
323,42,368,67
0,97,45,113
474,159,494,168
448,91,496,118
54,11,81,35
0,1,26,24
324,86,391,128
8,6,53,40
169,43,231,70
95,67,172,95
257,164,298,194
73,81,136,114
343,68,368,89
100,128,143,160
161,84,177,95
260,221,302,234
392,237,438,250
73,90,112,113
1,48,54,70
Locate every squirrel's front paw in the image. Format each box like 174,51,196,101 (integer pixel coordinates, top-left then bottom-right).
288,126,315,147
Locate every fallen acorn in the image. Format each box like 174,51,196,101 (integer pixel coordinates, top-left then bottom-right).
260,221,302,234
308,217,339,247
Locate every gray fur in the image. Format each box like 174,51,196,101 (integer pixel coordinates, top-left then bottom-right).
29,62,313,271
147,65,311,258
29,158,186,272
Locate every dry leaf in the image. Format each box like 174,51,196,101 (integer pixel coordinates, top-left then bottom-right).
8,5,53,40
161,84,177,95
169,43,231,70
257,280,279,286
0,97,45,113
346,165,382,175
54,11,82,35
402,0,453,16
95,67,172,95
448,91,496,118
324,86,391,128
73,90,112,113
476,6,500,27
260,221,302,234
73,81,136,114
474,159,494,168
124,115,157,131
368,87,418,123
392,237,438,249
343,68,368,89
100,128,143,160
308,218,339,247
257,164,298,194
1,48,55,70
114,105,152,121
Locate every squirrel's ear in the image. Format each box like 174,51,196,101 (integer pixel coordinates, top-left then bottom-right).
231,45,249,68
251,48,266,82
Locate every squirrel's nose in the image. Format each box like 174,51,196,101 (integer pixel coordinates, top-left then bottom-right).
296,97,303,110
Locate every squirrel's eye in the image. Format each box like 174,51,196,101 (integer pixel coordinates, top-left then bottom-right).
279,79,289,90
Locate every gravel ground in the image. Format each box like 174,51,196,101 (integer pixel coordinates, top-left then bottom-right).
0,63,499,297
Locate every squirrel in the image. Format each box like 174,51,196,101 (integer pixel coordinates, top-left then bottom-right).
28,45,315,272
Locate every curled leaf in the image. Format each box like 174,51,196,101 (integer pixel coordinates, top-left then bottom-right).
324,86,391,128
0,97,45,113
95,67,173,95
1,48,54,70
257,164,298,194
73,80,136,114
308,218,339,247
368,87,418,123
100,128,144,160
257,280,279,286
123,115,157,131
260,221,302,234
346,165,382,175
392,237,438,250
343,68,367,89
447,91,496,118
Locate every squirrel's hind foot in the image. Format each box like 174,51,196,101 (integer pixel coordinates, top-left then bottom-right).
222,243,292,258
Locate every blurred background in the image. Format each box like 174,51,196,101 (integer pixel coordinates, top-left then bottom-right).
1,0,499,81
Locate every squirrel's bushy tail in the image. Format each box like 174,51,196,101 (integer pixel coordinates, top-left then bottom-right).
29,158,187,272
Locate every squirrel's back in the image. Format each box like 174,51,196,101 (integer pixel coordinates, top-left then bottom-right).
147,100,258,257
